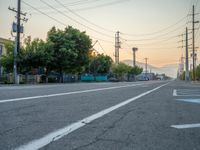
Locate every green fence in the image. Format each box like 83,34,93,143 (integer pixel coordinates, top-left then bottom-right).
81,75,107,81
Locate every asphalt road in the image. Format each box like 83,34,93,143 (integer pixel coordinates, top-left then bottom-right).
0,80,200,150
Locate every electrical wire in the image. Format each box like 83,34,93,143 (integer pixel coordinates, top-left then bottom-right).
26,0,195,41
40,0,114,38
97,41,107,54
121,39,177,50
22,1,67,26
73,0,129,12
22,1,113,46
121,16,188,37
54,0,115,33
23,0,105,10
120,34,179,46
28,0,128,14
120,24,186,41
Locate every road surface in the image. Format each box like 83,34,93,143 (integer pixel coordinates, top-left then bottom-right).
0,80,200,150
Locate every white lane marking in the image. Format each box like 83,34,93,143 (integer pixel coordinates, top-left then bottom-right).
173,89,177,96
176,99,200,104
174,89,200,97
171,123,200,129
15,82,169,150
175,95,200,97
0,83,150,104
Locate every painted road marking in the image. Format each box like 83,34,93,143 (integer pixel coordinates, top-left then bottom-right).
176,99,200,104
14,82,169,150
171,123,200,129
173,89,177,96
173,89,200,96
0,83,153,104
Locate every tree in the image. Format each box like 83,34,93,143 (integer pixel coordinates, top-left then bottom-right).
196,64,200,80
129,65,143,75
112,63,132,79
47,26,92,82
0,41,14,73
18,38,53,74
179,71,185,80
89,54,113,74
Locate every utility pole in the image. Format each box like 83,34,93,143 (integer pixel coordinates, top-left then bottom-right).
185,27,189,81
9,0,26,84
132,47,138,67
192,5,199,81
192,5,195,80
17,0,21,53
144,58,148,74
115,31,120,64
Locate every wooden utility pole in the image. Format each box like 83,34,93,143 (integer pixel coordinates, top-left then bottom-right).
9,0,26,84
185,27,189,81
115,31,120,64
132,47,138,67
191,5,199,80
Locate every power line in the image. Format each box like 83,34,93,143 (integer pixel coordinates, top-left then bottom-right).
27,0,128,14
88,35,113,43
121,24,186,41
62,0,104,7
97,41,107,55
40,0,114,38
26,0,195,41
121,39,177,50
121,16,187,37
23,0,104,10
186,0,194,25
22,1,113,46
120,34,179,46
54,0,115,33
72,0,129,12
22,1,67,26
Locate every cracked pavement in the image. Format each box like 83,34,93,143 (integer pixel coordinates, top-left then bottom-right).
1,81,200,150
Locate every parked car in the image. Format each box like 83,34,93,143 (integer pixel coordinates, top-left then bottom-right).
108,77,119,82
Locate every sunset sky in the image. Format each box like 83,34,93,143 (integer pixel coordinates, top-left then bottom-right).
1,0,200,68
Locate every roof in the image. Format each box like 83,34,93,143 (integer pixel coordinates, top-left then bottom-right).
0,37,13,44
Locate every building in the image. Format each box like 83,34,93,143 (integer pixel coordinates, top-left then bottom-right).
0,37,13,76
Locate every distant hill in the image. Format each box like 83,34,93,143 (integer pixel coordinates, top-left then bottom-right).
122,59,158,69
122,59,178,78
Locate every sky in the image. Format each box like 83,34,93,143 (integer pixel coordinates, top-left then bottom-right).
0,0,200,71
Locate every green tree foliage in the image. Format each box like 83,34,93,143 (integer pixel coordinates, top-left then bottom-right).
47,26,92,81
129,65,143,75
196,64,200,80
112,63,143,80
1,26,92,83
19,37,54,75
112,63,132,78
0,41,14,73
89,54,113,74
